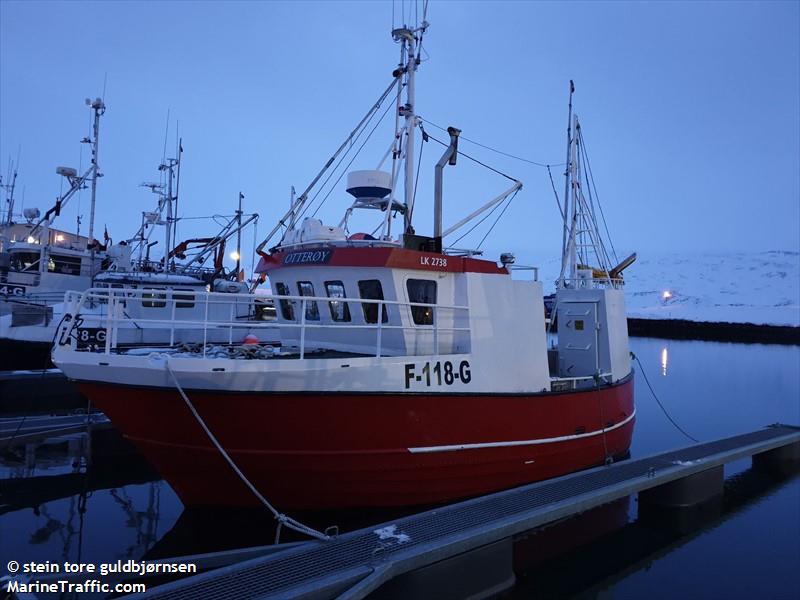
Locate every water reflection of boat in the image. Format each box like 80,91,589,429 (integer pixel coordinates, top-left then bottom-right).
0,427,158,515
54,16,635,510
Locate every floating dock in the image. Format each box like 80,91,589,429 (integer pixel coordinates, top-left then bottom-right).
0,412,109,446
130,424,799,600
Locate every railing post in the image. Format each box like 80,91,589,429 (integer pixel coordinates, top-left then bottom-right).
170,293,176,347
376,300,383,357
433,304,439,356
300,299,307,359
104,294,113,354
203,293,209,357
112,291,120,350
229,299,234,345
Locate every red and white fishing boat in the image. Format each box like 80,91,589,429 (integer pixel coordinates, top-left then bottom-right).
53,20,635,510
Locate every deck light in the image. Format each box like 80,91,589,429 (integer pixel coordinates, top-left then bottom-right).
662,290,672,300
230,251,241,261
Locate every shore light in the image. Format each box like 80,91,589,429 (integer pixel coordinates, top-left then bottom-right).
662,290,673,300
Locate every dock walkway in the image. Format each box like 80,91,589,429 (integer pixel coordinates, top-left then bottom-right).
133,424,800,600
0,412,109,446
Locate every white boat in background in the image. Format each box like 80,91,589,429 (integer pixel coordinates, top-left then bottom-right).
0,133,266,368
0,98,109,319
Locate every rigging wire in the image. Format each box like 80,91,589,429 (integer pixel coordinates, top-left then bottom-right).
307,98,397,220
576,135,613,271
577,128,618,265
421,127,519,183
258,77,400,253
547,165,564,221
476,188,519,249
419,117,563,169
632,352,700,444
296,84,396,222
450,189,509,247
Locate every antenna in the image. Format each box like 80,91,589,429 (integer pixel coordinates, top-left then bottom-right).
161,109,170,165
1,153,19,226
86,97,106,245
173,135,182,252
235,192,244,275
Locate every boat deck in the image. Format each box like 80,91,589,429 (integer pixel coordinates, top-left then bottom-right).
88,345,373,361
131,424,800,600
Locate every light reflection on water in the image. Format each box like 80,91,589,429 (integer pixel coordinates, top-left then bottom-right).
0,337,798,598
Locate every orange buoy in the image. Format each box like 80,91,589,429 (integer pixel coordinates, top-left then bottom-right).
243,334,259,345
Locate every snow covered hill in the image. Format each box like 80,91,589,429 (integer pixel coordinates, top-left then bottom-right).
534,250,799,326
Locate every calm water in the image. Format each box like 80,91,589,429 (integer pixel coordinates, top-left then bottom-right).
1,337,798,598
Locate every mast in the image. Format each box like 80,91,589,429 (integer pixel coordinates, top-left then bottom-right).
568,114,579,283
394,28,417,234
161,158,177,269
558,81,575,289
173,138,183,253
393,17,428,235
87,97,105,245
235,192,243,275
1,158,18,227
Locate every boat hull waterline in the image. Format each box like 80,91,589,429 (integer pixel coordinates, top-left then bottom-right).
76,376,634,509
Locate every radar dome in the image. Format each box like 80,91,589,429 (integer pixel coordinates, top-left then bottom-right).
346,170,392,200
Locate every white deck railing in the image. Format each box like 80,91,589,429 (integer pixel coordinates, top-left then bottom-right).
59,288,471,360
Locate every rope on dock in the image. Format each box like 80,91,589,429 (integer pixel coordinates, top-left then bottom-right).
164,360,330,543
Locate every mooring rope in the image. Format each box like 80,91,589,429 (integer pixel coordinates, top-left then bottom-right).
631,352,700,444
594,376,613,465
164,360,330,542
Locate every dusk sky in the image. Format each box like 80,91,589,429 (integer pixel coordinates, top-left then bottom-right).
1,0,798,274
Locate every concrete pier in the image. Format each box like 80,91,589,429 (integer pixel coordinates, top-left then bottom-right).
753,440,800,473
639,465,724,508
371,538,515,600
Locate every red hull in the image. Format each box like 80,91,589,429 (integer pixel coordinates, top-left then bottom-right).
78,376,634,509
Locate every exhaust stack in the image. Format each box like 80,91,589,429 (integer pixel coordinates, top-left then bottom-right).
434,127,461,241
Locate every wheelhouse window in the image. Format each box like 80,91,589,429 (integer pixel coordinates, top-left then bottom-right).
407,279,437,325
325,281,351,322
173,288,195,309
297,281,320,321
9,251,40,272
357,279,388,324
48,253,82,276
142,287,167,308
275,282,295,321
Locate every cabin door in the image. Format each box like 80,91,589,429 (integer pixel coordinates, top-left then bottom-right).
557,301,599,378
